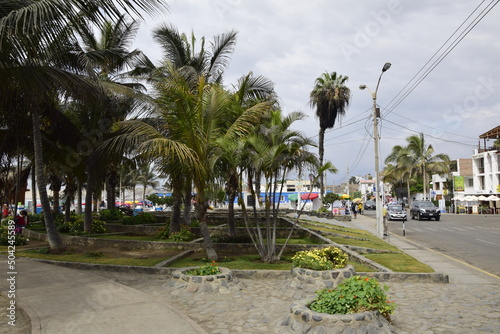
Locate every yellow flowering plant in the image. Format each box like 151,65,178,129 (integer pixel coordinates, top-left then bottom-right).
292,247,348,270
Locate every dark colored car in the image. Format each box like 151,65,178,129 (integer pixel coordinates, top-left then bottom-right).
410,201,441,221
387,204,407,221
364,200,376,210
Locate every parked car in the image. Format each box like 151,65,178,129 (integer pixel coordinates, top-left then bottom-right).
387,204,407,221
410,201,441,221
364,200,376,210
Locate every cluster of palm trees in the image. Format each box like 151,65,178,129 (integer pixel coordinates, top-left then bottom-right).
383,133,450,202
1,1,329,262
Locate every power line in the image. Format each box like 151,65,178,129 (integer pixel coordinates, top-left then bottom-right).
383,0,499,117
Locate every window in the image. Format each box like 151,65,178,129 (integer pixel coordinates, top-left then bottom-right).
468,179,474,187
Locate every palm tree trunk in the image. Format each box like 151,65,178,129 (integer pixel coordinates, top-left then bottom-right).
170,188,182,234
31,163,37,214
77,181,83,215
182,180,192,225
196,195,218,261
32,112,63,250
84,165,93,233
318,127,326,198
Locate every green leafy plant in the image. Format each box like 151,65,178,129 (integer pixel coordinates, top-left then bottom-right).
85,251,104,258
310,275,396,322
185,261,221,276
155,226,170,240
36,246,50,254
69,219,107,235
0,226,27,246
170,225,196,242
122,212,157,225
99,209,123,221
292,246,348,270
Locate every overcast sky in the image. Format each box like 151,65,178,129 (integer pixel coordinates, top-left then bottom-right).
133,0,500,184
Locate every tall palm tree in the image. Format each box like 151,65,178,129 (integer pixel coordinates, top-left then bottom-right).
0,0,168,249
309,72,351,198
406,133,450,200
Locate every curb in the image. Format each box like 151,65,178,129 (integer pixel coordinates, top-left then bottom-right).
23,258,449,283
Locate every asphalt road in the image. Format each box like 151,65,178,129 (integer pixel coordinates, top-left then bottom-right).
363,209,500,277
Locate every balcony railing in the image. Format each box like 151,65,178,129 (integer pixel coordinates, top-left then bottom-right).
477,145,500,153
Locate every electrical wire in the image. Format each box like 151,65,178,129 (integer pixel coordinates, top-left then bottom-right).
383,0,499,118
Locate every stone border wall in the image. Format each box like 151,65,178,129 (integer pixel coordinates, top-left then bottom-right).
168,267,244,294
279,298,395,334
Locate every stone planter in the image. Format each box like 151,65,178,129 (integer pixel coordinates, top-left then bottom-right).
169,267,244,294
282,265,356,299
279,298,395,334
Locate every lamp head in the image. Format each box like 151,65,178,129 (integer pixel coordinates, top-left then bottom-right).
359,85,367,90
382,62,391,72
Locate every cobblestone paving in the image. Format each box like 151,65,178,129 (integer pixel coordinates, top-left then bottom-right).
97,271,500,334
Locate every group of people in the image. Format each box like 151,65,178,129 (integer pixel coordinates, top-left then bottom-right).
2,203,29,234
350,201,363,219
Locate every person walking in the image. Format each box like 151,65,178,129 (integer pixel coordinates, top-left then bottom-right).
351,202,357,219
14,210,28,234
2,203,10,218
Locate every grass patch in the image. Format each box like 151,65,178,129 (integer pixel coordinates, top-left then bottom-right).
168,253,375,272
14,249,168,266
363,253,434,273
84,234,163,241
326,236,400,252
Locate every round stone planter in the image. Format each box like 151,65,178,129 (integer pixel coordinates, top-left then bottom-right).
279,298,395,334
169,267,244,294
282,265,356,299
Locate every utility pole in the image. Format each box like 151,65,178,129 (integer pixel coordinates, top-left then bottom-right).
359,62,392,239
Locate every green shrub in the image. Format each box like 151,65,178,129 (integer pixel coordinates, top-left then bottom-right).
28,213,44,223
122,212,157,225
37,246,50,254
69,219,107,235
0,226,27,246
310,275,396,322
85,251,104,258
211,234,252,243
99,209,123,221
155,226,170,240
292,246,348,270
185,261,221,276
171,225,196,242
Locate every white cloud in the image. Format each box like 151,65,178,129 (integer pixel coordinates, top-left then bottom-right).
133,0,500,182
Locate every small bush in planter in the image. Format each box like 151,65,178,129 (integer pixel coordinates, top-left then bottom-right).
310,275,396,322
185,261,221,276
292,246,348,270
170,225,196,242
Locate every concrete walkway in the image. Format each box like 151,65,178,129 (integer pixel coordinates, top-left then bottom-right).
0,258,207,334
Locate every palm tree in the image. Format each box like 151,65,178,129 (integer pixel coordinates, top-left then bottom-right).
0,0,168,249
243,110,317,262
309,72,351,198
385,134,450,202
406,133,450,200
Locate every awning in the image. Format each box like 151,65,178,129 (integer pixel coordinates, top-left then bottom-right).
301,193,319,200
288,194,298,201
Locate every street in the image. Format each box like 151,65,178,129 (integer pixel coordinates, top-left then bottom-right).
363,210,500,277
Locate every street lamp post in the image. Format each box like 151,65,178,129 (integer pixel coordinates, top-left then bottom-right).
359,62,391,238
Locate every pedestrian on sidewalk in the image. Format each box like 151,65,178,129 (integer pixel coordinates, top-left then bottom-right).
351,202,357,219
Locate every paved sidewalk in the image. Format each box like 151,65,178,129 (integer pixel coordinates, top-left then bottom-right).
0,258,207,334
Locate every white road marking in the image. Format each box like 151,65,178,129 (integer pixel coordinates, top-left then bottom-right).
476,238,497,246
